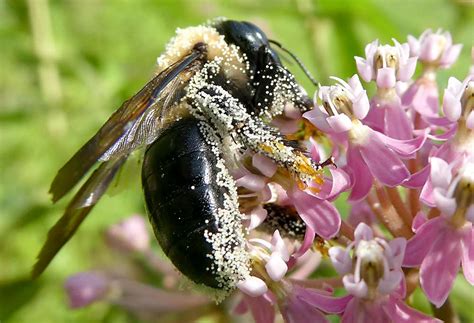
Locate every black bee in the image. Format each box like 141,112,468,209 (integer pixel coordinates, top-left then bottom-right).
33,18,323,295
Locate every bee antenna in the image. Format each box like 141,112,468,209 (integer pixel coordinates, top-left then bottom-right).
269,39,319,87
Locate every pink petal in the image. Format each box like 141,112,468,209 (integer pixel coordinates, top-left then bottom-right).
290,189,341,239
403,164,430,188
376,67,396,88
378,270,403,295
354,222,373,241
244,294,276,323
442,87,462,122
398,57,418,81
429,157,451,189
248,206,268,230
355,57,373,82
65,272,109,308
236,173,267,192
303,109,333,133
327,114,353,133
358,133,410,186
383,101,413,140
296,285,353,314
412,211,428,232
387,238,407,268
440,44,463,68
265,252,288,281
237,276,268,297
271,230,290,261
420,226,463,307
281,295,328,323
316,167,350,200
347,145,373,201
343,297,390,323
343,275,369,298
375,130,426,157
384,296,441,322
403,216,445,267
329,246,352,275
253,154,278,178
433,188,456,216
233,297,248,315
461,226,474,285
293,226,316,258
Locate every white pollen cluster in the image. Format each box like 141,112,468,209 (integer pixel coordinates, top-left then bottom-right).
156,24,246,82
197,121,251,294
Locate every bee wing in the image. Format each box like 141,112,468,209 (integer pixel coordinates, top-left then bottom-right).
32,156,127,278
50,48,204,203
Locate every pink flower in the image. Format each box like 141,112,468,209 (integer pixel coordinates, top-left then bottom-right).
329,224,439,322
237,230,291,297
355,39,417,88
404,159,474,307
65,272,110,308
279,283,351,323
105,215,150,253
304,76,426,201
408,29,462,69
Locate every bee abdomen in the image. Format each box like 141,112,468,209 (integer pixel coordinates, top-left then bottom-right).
142,116,247,290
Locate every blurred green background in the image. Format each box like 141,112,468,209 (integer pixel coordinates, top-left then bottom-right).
1,0,473,322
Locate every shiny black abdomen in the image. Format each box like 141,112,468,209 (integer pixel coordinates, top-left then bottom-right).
142,116,226,288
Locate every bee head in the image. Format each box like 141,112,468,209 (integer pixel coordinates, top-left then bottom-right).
214,20,282,74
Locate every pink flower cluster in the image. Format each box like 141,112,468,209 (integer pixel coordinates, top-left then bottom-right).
65,29,473,322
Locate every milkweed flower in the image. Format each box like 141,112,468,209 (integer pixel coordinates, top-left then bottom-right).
402,30,462,121
65,272,111,308
408,29,462,70
355,39,418,139
105,214,151,253
329,223,439,322
404,158,474,307
304,75,426,201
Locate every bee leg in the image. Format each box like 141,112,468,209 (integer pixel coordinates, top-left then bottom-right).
191,85,323,186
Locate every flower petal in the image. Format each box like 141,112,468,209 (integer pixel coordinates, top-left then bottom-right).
236,173,267,192
383,100,413,140
420,226,463,307
403,216,445,267
248,206,268,230
376,67,396,88
296,285,353,314
253,154,278,178
354,222,373,241
329,246,353,275
384,296,441,322
237,276,268,297
290,189,341,239
461,226,474,285
265,252,288,281
65,272,109,308
327,114,353,133
244,294,276,323
358,133,410,186
347,145,373,201
355,56,373,82
398,57,418,81
442,87,462,122
375,130,426,157
403,164,430,189
343,275,368,298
